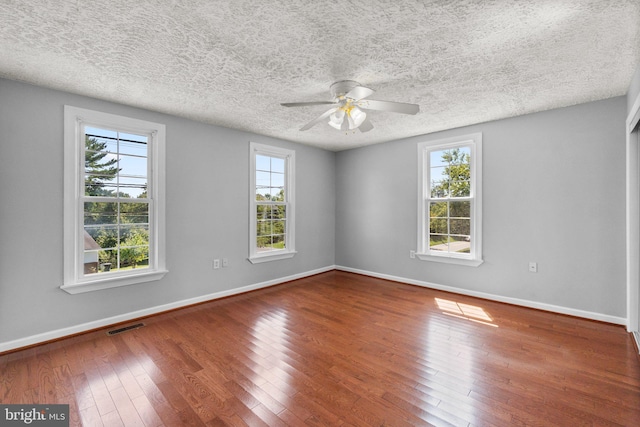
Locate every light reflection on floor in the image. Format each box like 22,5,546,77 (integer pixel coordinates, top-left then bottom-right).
251,309,293,398
435,298,498,327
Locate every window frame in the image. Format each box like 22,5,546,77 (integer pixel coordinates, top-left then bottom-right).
248,142,296,264
417,132,483,266
62,106,167,294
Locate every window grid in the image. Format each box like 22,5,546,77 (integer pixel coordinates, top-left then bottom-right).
82,127,151,275
426,145,473,256
249,142,295,263
417,133,482,266
255,154,288,253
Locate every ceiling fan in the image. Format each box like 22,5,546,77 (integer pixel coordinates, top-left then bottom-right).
281,80,419,133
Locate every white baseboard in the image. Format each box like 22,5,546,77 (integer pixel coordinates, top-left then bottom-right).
633,331,640,355
0,265,336,353
336,265,627,325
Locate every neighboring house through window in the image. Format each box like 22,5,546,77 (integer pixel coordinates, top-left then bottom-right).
63,106,167,293
417,132,483,266
249,142,296,263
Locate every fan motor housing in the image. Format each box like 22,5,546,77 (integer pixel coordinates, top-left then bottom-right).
330,80,360,99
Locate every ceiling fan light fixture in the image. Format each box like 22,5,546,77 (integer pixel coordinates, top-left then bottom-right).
328,109,345,130
349,107,366,129
281,80,419,133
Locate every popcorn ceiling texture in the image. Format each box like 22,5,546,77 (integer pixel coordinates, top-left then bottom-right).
1,0,638,151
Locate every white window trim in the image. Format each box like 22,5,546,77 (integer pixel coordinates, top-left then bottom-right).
249,142,296,264
62,106,167,294
416,132,483,267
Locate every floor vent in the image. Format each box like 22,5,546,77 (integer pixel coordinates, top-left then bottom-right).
106,323,145,336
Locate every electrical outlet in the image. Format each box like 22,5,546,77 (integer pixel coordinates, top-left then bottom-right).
410,250,416,259
213,259,220,269
222,258,229,267
529,262,537,273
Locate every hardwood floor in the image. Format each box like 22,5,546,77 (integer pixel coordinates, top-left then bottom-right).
1,270,639,426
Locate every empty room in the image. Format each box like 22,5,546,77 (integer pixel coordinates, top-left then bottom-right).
1,1,640,426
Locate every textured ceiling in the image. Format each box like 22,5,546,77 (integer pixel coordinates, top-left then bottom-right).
1,1,639,151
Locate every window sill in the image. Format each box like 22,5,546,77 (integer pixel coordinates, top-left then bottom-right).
61,269,168,294
248,250,297,264
415,253,483,267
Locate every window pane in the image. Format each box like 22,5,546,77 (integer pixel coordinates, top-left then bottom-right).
83,249,100,275
429,147,471,198
119,202,149,225
84,175,115,196
85,134,118,154
257,204,269,221
430,218,447,234
119,176,148,198
119,226,149,268
270,188,284,201
430,180,449,198
450,179,470,197
256,170,271,191
429,201,447,218
271,171,285,187
449,201,470,218
98,248,118,272
273,205,286,220
257,235,272,251
273,220,286,235
85,225,118,250
84,202,118,225
450,236,471,253
119,154,147,178
428,199,471,254
430,236,448,251
272,234,286,249
455,147,471,164
255,205,286,252
450,218,470,236
119,224,149,242
271,157,285,173
257,220,271,236
256,155,271,171
118,133,148,157
430,150,447,167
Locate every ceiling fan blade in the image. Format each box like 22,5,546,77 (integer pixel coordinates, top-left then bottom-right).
358,117,374,133
299,108,338,131
357,99,419,115
281,101,337,107
345,85,374,101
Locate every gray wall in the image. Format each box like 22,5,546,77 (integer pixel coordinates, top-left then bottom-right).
336,96,627,318
0,75,631,346
0,78,335,344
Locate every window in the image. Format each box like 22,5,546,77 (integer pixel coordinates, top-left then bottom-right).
417,133,482,266
63,106,167,293
249,142,296,263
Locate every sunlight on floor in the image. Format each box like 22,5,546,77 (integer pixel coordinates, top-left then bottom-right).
252,309,294,395
435,298,498,327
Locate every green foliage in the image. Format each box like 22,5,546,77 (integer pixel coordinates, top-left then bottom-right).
256,189,285,202
431,148,470,198
120,228,149,268
256,192,286,249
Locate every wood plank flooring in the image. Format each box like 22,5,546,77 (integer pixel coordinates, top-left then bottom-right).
1,270,639,426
